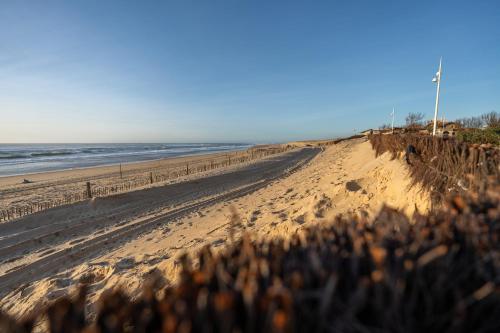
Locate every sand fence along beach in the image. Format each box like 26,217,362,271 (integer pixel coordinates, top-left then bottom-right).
0,145,291,222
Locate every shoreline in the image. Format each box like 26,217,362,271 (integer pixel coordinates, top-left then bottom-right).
0,146,259,189
0,145,253,180
0,146,252,180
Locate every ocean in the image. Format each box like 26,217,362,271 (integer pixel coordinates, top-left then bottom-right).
0,143,252,177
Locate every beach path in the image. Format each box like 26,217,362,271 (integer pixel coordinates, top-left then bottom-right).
0,147,319,297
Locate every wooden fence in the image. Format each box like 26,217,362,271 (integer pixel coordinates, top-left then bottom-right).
0,147,291,222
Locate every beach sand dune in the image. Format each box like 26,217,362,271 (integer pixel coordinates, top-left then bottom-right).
0,138,429,320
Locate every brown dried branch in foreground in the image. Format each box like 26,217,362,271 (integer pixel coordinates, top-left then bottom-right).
1,186,499,333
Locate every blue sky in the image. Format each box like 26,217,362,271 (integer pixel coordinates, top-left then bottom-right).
0,1,499,143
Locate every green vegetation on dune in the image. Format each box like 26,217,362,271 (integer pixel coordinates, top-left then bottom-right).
456,128,500,145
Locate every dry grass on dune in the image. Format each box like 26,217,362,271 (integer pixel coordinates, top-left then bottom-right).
369,134,499,203
1,188,499,333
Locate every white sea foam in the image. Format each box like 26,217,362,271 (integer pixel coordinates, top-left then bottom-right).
0,143,251,177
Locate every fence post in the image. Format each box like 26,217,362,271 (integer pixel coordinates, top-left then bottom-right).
86,182,92,199
186,163,189,175
150,172,154,184
120,164,123,179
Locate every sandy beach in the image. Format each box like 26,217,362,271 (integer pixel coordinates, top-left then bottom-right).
2,3,498,330
0,146,286,210
0,137,430,320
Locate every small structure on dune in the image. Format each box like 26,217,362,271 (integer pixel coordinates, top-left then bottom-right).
425,120,461,137
361,127,405,136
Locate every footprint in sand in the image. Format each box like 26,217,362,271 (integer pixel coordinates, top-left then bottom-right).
211,238,225,247
47,289,68,300
313,194,333,218
79,263,113,285
142,267,168,290
249,210,261,222
143,256,164,265
294,214,307,225
278,212,288,221
19,283,36,297
51,277,73,289
116,257,136,270
346,180,362,192
192,238,204,246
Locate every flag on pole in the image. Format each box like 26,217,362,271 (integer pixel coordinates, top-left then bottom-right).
432,69,441,83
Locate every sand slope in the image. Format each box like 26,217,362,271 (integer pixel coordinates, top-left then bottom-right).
0,138,429,320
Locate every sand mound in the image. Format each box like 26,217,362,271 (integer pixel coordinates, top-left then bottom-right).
0,138,431,319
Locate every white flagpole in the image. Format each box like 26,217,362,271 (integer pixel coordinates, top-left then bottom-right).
391,107,395,133
432,57,442,136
